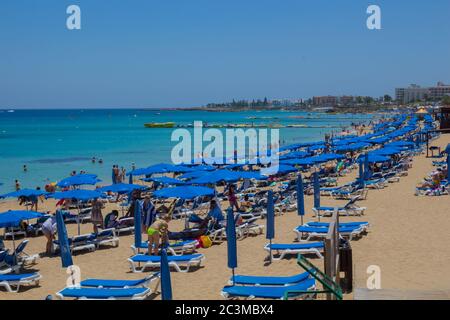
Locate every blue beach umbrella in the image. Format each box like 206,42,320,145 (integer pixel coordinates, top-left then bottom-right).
296,175,305,225
97,183,147,194
134,200,142,250
1,189,48,199
313,172,320,209
142,177,186,186
57,174,101,188
226,208,237,285
56,210,73,268
266,190,275,263
0,210,44,229
447,155,450,181
0,210,45,266
160,249,173,300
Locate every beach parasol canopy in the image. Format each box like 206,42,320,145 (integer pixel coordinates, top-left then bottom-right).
153,186,215,200
359,154,390,164
187,170,240,185
0,189,48,199
0,210,45,228
56,174,101,188
50,190,105,201
226,208,237,285
128,163,193,176
178,171,209,181
56,210,73,268
161,249,173,300
96,183,147,194
313,172,320,209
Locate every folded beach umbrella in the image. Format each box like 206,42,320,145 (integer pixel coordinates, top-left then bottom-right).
359,158,365,187
296,175,305,224
56,210,73,268
153,186,215,200
161,249,173,300
0,210,44,228
57,174,101,188
142,177,186,186
97,183,147,194
447,155,450,181
266,190,275,263
226,208,237,285
313,172,320,209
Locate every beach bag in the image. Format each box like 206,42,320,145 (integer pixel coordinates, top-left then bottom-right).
200,235,212,248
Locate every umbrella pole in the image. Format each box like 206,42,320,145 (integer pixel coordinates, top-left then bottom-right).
77,203,81,235
232,268,235,286
269,239,272,263
12,231,17,267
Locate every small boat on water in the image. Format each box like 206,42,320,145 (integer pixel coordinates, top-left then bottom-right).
144,122,175,128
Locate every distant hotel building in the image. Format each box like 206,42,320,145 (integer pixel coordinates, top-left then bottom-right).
312,96,337,107
395,82,450,104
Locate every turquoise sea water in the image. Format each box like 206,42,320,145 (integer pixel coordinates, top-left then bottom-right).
0,109,376,193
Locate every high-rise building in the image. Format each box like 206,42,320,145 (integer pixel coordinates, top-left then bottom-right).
395,82,450,103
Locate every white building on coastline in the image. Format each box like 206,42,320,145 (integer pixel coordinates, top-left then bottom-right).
396,82,450,104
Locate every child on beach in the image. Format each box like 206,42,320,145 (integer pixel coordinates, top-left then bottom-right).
147,215,171,256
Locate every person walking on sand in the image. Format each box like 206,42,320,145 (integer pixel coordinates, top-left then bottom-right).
91,198,104,233
147,215,171,255
226,184,239,212
42,212,57,255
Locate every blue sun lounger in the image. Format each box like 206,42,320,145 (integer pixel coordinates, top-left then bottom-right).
228,271,311,286
306,221,369,232
130,240,198,255
222,278,316,300
294,225,364,241
0,272,42,293
128,254,205,273
264,242,324,260
56,287,151,300
80,273,160,289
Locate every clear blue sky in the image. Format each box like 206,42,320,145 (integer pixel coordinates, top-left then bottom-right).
0,0,449,108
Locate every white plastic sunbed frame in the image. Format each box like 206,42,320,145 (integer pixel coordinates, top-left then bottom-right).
128,254,205,273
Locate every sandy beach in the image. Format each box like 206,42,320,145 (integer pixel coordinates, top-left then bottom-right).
1,133,450,300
